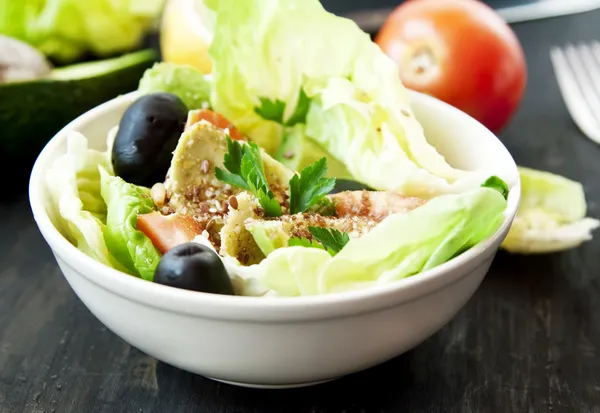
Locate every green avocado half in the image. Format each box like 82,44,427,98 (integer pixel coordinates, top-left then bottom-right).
0,48,157,176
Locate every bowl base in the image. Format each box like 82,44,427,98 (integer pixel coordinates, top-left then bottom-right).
207,376,341,389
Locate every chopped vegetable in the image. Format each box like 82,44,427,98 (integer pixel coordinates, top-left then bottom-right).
136,211,204,254
289,157,336,214
184,109,246,140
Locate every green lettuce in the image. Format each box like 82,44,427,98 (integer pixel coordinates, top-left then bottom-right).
138,62,212,110
45,131,122,268
0,0,166,63
207,0,495,196
99,167,161,280
501,167,599,253
238,187,507,296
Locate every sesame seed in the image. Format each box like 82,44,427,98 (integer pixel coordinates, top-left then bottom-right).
200,160,210,174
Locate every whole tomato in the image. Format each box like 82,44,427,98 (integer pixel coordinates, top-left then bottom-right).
376,0,527,133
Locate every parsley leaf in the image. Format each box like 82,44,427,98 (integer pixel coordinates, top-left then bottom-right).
288,237,326,251
215,137,250,190
285,89,311,126
308,226,350,256
289,157,336,214
215,136,282,217
481,176,509,200
254,89,310,127
255,98,285,123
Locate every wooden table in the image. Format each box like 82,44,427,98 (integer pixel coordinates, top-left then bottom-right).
2,9,600,413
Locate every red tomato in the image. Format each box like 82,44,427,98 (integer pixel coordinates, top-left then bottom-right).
185,109,246,140
375,0,527,133
137,211,204,254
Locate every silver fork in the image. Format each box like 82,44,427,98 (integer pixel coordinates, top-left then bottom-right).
550,41,600,144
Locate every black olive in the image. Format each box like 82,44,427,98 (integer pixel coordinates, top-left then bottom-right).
154,243,235,295
329,179,374,194
112,92,188,187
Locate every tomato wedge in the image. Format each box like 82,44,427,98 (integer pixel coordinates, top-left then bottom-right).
137,211,204,254
185,109,246,140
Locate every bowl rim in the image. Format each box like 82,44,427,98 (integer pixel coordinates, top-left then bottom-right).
29,91,521,322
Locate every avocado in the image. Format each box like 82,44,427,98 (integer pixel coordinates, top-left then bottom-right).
243,214,378,257
219,192,267,265
164,120,297,263
276,125,353,178
0,49,157,177
165,119,296,215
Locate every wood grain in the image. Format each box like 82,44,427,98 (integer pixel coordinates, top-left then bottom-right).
2,9,600,413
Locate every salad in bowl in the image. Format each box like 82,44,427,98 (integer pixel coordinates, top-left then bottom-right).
41,0,517,298
29,0,529,386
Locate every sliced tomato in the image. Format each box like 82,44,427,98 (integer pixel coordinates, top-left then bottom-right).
185,109,246,140
137,211,204,254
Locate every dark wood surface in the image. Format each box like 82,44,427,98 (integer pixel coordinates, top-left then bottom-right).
2,9,600,413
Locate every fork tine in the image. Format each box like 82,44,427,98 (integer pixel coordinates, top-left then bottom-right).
550,45,600,145
590,40,600,62
564,44,600,122
577,43,600,99
577,43,600,142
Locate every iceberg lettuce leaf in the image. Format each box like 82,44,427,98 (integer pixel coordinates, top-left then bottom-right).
138,62,212,110
0,0,165,63
44,131,121,268
237,187,506,296
207,0,496,197
501,167,599,253
99,167,161,280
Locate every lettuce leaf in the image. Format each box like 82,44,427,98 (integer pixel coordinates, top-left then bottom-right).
501,167,599,253
138,62,212,110
0,0,165,63
207,0,496,197
44,131,120,268
99,167,161,280
239,187,507,296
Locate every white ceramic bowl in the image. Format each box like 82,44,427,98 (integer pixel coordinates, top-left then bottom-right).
29,91,520,389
